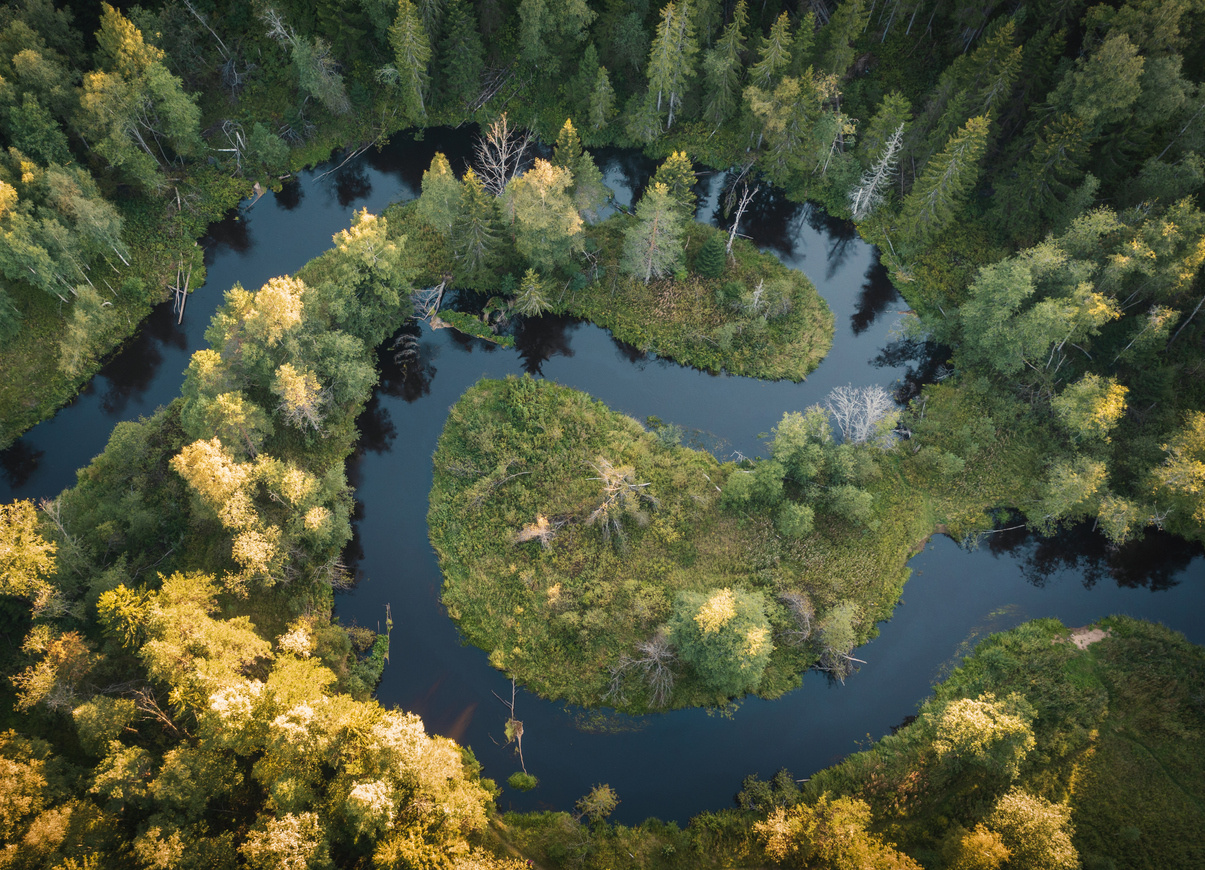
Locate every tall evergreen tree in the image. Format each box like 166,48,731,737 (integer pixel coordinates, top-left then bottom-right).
642,0,699,132
701,0,747,130
650,150,697,218
517,0,595,77
623,182,685,282
748,11,792,91
383,0,431,124
416,152,461,236
452,168,499,282
588,66,617,133
899,115,990,248
437,0,483,109
817,0,869,77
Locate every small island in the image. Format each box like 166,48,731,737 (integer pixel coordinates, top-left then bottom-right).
402,123,833,382
429,376,934,711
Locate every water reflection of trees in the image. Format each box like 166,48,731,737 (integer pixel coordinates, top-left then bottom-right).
97,302,189,415
873,338,951,403
329,158,372,207
377,324,437,404
273,178,304,210
515,313,576,375
852,258,899,336
201,207,251,254
983,521,1202,591
803,203,858,282
0,440,43,489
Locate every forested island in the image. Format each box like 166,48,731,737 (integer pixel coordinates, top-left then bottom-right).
2,0,1204,868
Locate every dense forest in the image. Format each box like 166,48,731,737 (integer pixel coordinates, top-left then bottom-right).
2,0,1204,867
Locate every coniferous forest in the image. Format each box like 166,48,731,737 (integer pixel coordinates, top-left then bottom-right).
1,0,1204,868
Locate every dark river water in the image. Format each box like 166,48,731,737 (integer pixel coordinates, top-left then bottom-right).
3,131,1202,825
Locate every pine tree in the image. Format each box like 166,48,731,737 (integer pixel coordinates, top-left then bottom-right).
437,0,484,109
748,11,792,90
650,151,697,218
384,0,431,124
701,0,747,130
900,115,990,248
642,0,699,132
623,182,685,282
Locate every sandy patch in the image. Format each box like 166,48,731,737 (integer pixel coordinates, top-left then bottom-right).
1068,627,1110,649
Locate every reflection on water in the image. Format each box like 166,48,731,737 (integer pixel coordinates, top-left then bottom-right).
984,522,1204,592
5,132,1202,827
873,338,952,403
0,440,42,488
515,313,577,376
329,158,372,206
851,257,900,336
274,178,304,210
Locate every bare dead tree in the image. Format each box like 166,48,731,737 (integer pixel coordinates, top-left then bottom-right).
777,591,815,644
605,628,677,707
411,280,447,320
726,181,759,259
474,113,532,197
586,457,658,548
513,514,565,549
494,679,527,773
825,384,900,448
849,123,904,220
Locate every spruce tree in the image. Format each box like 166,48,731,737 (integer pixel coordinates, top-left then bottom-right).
623,182,685,282
588,66,617,133
416,152,462,237
553,118,610,219
818,0,869,77
452,168,499,282
748,11,792,91
385,0,431,124
437,0,484,109
899,115,990,248
701,0,747,130
642,0,699,132
650,151,697,219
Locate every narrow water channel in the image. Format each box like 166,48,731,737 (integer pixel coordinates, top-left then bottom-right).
3,132,1201,825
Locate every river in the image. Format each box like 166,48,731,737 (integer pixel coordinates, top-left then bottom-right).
3,131,1201,825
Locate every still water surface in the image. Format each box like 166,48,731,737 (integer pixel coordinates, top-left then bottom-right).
3,132,1201,824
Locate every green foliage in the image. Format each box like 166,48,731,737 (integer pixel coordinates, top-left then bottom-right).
668,587,773,699
622,182,685,282
694,234,725,278
508,771,539,792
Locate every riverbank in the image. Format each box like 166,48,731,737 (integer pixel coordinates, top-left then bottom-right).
492,617,1205,870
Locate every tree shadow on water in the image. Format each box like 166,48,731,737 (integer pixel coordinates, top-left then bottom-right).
515,313,577,375
852,257,901,336
984,521,1202,592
